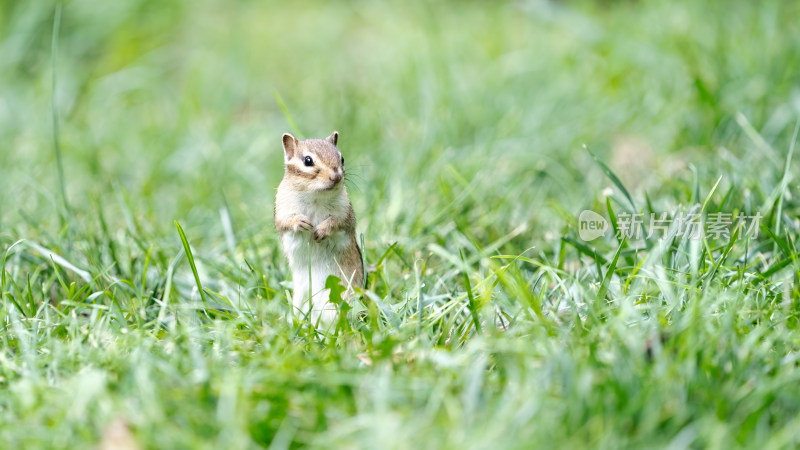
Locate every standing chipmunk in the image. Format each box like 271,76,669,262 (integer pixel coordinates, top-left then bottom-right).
274,131,364,322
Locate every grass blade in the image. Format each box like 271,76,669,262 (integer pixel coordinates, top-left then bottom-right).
460,249,482,335
774,119,799,236
584,144,636,212
175,221,207,304
51,3,70,218
597,240,624,302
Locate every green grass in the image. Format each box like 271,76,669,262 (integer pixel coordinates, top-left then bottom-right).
2,0,800,448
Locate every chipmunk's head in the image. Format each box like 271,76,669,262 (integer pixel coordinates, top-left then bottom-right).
281,131,346,192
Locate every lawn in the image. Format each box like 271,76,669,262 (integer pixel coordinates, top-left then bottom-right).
2,0,800,448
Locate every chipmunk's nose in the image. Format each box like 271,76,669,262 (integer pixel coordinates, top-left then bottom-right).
329,170,343,183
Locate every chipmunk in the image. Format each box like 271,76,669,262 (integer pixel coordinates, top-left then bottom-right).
274,131,364,322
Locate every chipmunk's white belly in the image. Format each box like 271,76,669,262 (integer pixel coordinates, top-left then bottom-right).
282,228,350,320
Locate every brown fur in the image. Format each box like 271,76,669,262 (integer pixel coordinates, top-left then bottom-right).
285,164,318,180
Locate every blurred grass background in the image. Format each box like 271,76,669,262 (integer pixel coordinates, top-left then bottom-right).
1,0,800,448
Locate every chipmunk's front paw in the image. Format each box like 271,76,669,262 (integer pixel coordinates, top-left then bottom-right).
313,219,333,242
292,215,313,232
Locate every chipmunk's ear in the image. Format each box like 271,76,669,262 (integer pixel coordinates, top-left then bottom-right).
326,131,339,146
282,133,298,159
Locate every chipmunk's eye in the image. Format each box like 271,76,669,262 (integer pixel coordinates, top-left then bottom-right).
341,155,344,165
303,156,314,167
